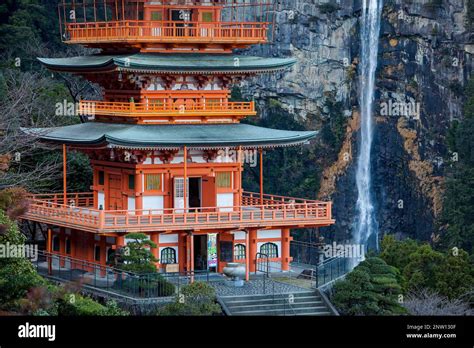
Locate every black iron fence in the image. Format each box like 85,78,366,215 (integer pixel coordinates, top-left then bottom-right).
33,250,219,300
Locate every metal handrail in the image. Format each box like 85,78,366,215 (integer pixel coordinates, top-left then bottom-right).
35,250,217,299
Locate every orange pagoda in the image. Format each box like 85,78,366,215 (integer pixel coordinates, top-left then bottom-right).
22,0,335,281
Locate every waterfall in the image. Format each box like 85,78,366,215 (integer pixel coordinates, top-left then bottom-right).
353,0,383,265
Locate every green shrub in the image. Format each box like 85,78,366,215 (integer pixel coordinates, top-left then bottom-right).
58,295,106,316
157,282,222,316
119,273,175,298
331,258,407,316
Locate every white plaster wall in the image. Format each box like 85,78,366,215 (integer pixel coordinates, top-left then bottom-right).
257,229,282,239
128,197,136,213
233,231,246,241
142,196,164,214
159,234,179,244
217,193,234,212
98,192,105,209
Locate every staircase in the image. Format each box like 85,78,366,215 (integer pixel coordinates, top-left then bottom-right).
218,290,338,316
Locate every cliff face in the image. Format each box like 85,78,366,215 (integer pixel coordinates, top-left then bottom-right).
242,0,473,242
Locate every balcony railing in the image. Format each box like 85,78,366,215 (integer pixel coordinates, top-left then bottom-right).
63,20,269,45
79,100,256,120
23,192,334,234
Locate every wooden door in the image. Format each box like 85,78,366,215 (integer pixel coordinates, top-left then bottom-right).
173,177,189,213
108,174,123,211
201,176,216,212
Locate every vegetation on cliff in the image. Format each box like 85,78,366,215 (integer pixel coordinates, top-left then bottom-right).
441,78,474,254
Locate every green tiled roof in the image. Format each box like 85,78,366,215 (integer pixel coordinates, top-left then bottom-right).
23,123,317,149
37,54,297,74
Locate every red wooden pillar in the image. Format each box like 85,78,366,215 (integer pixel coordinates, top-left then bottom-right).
69,230,76,269
259,148,264,205
281,228,292,271
151,232,160,269
99,236,107,277
178,233,186,273
248,228,257,273
47,228,52,275
63,144,67,204
59,228,66,268
135,170,143,215
245,230,250,281
87,234,95,273
183,146,188,210
186,233,194,282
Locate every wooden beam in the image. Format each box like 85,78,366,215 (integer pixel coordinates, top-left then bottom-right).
245,229,250,281
47,228,52,275
183,146,188,210
63,144,67,204
259,148,264,205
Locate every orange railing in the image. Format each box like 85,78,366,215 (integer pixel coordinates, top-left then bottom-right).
242,192,318,206
30,192,94,207
63,20,269,44
79,100,256,118
24,192,333,233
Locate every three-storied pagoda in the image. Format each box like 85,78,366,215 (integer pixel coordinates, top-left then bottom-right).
23,0,335,279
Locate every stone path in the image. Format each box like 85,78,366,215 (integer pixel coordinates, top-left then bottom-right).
212,278,308,297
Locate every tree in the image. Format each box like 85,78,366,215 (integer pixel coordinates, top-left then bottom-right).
440,78,474,253
0,209,45,307
116,233,158,274
380,236,474,299
331,257,407,315
380,235,419,271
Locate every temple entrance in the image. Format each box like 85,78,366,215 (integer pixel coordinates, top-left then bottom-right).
174,177,201,212
194,235,208,271
188,177,201,210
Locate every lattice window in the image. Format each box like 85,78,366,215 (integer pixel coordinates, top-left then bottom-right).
202,12,213,22
234,244,246,260
161,247,177,264
260,243,278,258
146,174,162,191
216,172,232,188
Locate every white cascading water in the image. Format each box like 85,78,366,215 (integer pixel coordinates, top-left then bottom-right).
353,0,383,266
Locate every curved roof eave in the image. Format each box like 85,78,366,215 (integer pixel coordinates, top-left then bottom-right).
37,54,297,75
21,123,317,150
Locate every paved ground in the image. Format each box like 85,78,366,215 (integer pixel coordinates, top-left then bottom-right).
212,277,309,296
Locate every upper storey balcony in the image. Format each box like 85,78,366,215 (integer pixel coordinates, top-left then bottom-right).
59,0,275,52
79,99,257,124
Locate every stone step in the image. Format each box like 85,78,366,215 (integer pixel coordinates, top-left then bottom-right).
231,306,331,316
229,301,325,312
224,295,321,306
219,291,316,302
218,290,337,316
